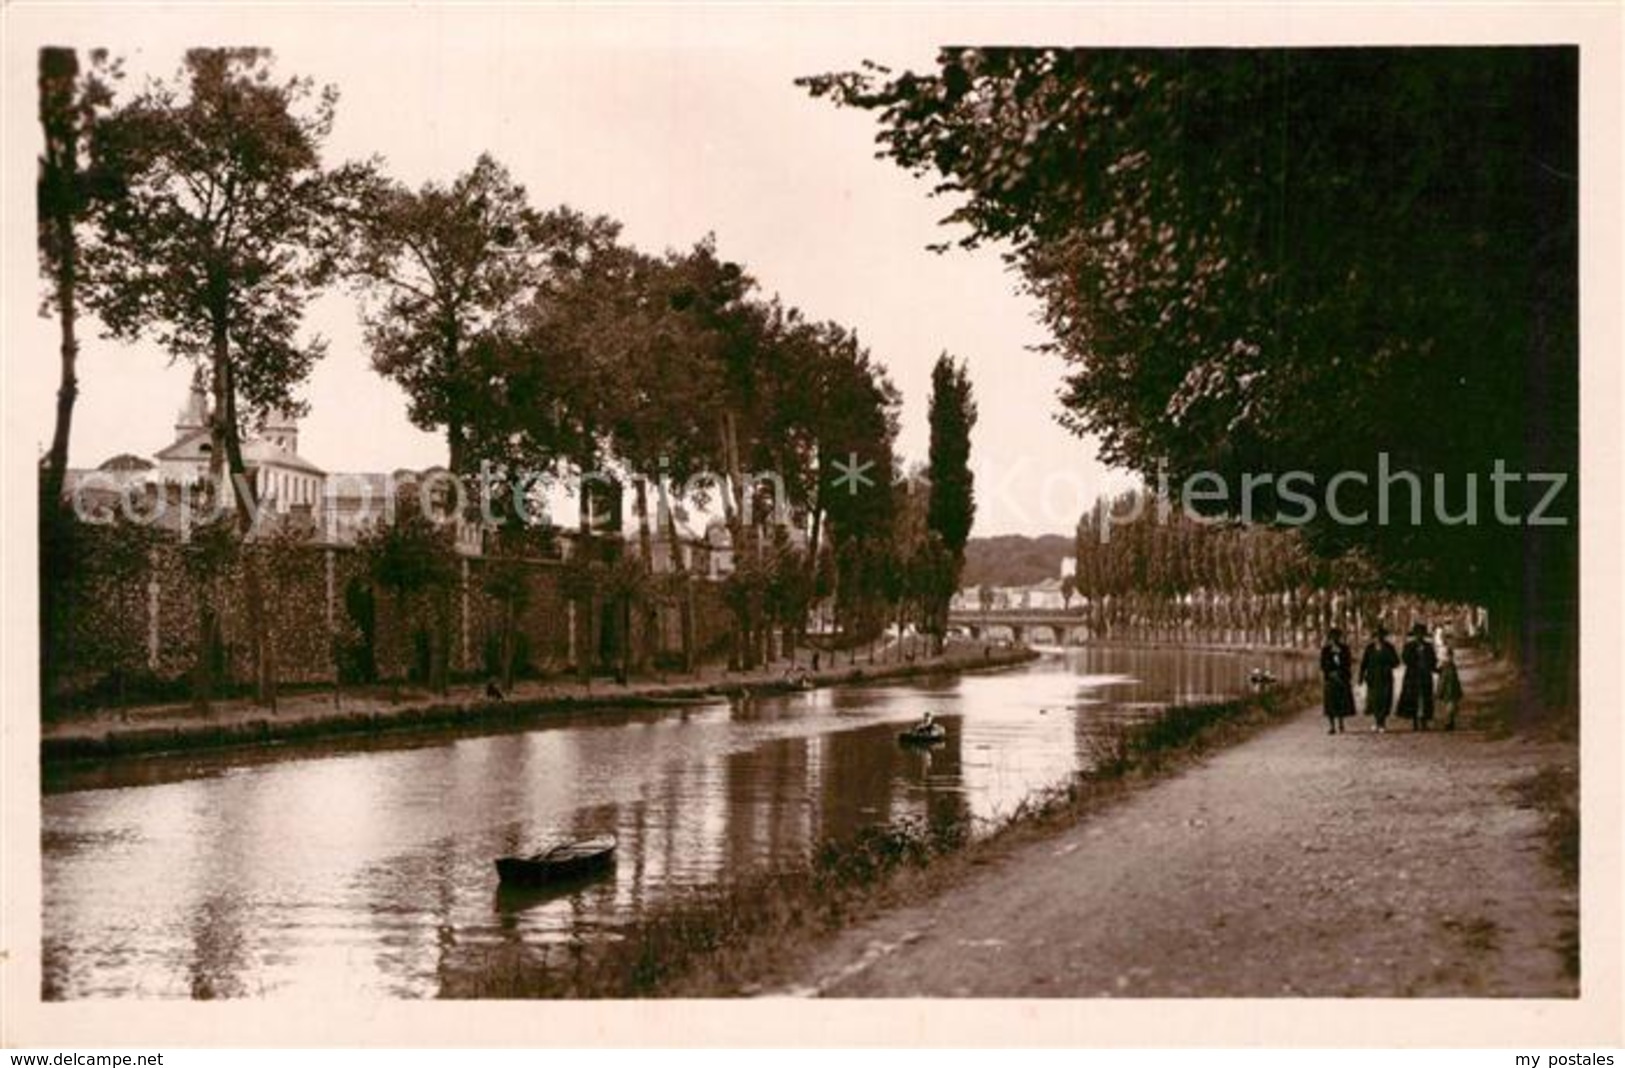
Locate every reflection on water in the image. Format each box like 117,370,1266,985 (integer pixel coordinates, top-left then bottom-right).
42,645,1310,998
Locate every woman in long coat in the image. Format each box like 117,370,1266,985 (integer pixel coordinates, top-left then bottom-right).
1359,624,1400,732
1396,622,1438,729
1320,627,1355,734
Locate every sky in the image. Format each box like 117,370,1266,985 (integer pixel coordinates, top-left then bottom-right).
7,6,1150,537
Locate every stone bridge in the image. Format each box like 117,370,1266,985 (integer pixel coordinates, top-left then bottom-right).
947,608,1092,646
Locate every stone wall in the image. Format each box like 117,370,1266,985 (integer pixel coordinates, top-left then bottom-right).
48,525,732,704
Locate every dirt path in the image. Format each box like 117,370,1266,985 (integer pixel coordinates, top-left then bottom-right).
781,657,1577,998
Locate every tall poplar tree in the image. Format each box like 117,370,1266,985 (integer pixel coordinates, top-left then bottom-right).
924,352,977,649
37,46,121,704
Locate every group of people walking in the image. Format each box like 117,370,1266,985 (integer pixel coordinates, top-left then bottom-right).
1319,622,1463,734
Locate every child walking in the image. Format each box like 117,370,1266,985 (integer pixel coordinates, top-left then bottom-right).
1437,646,1464,731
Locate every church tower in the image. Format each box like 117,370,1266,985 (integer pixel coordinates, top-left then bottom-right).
262,408,299,455
175,372,209,435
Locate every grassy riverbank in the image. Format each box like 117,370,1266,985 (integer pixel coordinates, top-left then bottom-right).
40,641,1039,764
440,677,1318,998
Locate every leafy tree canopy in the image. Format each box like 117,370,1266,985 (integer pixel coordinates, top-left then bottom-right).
89,48,367,432
804,49,1577,692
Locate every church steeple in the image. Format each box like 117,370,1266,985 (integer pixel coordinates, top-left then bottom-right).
175,372,209,434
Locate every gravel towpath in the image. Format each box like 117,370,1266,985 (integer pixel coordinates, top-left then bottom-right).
785,657,1576,998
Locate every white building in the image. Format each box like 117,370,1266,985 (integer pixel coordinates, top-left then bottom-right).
152,381,325,516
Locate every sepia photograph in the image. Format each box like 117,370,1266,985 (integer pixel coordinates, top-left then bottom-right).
2,0,1620,1051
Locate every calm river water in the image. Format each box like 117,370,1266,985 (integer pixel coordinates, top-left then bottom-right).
42,645,1311,999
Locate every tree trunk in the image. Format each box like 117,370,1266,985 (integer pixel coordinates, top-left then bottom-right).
435,592,451,696
620,593,632,685
657,482,695,674
500,595,517,693
634,478,656,674
587,591,603,686
447,422,465,481
43,226,78,509
718,412,757,671
193,601,217,711
212,321,276,709
807,500,824,579
39,117,80,704
390,591,407,702
444,320,466,478
38,48,80,513
36,52,84,708
575,488,595,685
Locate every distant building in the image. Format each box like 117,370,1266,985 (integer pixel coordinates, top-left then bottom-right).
321,471,395,546
703,520,735,579
150,381,210,486
64,380,372,544
56,381,738,570
132,379,327,528
60,453,156,519
149,382,325,517
1024,577,1068,610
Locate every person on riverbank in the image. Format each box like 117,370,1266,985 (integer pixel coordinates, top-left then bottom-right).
1358,624,1400,732
1437,645,1464,731
1396,622,1439,730
1320,627,1355,734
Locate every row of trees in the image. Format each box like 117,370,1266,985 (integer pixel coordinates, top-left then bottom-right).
1074,490,1350,600
38,48,980,707
1067,490,1461,645
806,48,1577,711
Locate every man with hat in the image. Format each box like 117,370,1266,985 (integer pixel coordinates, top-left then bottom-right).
1358,623,1400,732
1396,622,1439,729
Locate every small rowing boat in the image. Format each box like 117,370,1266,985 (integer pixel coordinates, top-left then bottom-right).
897,722,947,746
495,834,617,886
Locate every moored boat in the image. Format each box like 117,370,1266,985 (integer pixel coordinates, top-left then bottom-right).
495,834,617,886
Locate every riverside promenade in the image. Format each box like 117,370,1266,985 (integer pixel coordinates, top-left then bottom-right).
779,651,1579,998
41,641,1038,763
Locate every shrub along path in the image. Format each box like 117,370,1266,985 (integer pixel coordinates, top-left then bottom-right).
778,651,1578,997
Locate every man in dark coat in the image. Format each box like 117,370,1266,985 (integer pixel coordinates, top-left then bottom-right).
1320,627,1355,734
1396,622,1439,729
1358,624,1400,732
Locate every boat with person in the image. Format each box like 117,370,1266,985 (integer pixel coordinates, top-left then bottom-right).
898,712,948,746
785,669,815,691
494,834,618,886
